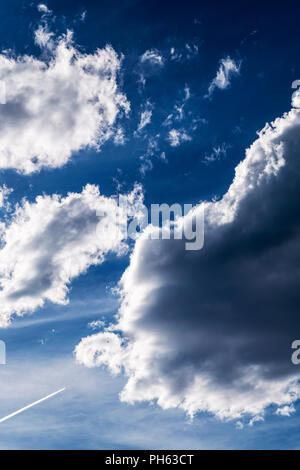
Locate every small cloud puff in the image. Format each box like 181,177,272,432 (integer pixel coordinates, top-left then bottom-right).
249,416,264,426
204,142,229,164
275,405,296,417
0,185,12,208
37,3,51,14
140,49,164,66
207,56,241,97
137,101,153,132
88,320,106,330
167,129,192,147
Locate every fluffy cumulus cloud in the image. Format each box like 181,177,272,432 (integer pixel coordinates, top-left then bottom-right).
275,404,296,417
76,90,300,422
207,56,240,97
0,26,129,173
0,184,142,326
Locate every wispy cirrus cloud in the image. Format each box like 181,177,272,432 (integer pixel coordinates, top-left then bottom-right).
37,3,52,15
203,142,229,164
137,100,153,132
167,128,192,147
140,49,164,66
207,56,241,97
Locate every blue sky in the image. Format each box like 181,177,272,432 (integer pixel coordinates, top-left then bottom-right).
0,0,300,449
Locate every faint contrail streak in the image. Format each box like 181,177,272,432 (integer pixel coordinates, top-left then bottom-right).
0,387,66,423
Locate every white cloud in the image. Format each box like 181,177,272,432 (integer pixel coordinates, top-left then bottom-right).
169,45,199,62
34,25,54,48
0,184,142,327
249,415,264,426
0,185,12,208
0,28,129,173
167,129,192,147
88,320,105,330
37,3,51,14
185,43,199,60
139,110,152,130
162,86,191,127
76,89,300,421
170,47,182,62
140,49,164,66
139,158,153,176
184,85,191,101
207,56,241,97
204,142,229,164
137,101,153,131
114,127,126,145
76,331,125,374
137,73,146,91
139,135,160,175
275,405,296,417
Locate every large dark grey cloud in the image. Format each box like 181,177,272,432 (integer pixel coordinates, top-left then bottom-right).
76,91,300,421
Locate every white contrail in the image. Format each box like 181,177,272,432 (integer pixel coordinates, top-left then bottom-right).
0,387,66,423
